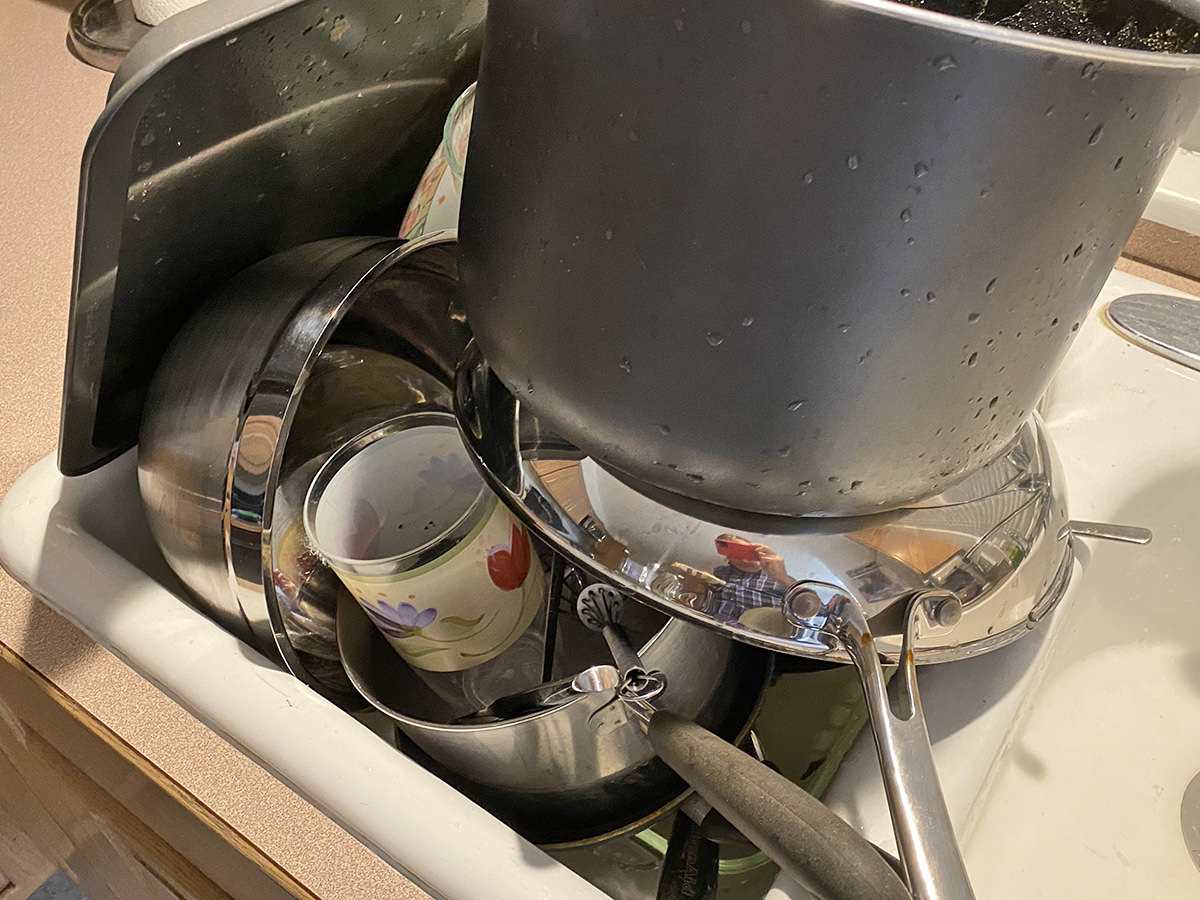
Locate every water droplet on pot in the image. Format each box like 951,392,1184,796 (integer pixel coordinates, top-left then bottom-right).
846,154,859,170
705,331,725,347
657,424,671,435
967,312,980,324
850,480,864,490
777,446,792,457
932,54,957,71
1114,156,1124,170
985,278,997,294
1051,317,1059,326
900,208,912,223
803,171,814,184
741,316,754,327
686,473,705,484
667,463,678,470
907,237,916,246
914,161,929,177
619,357,632,373
838,323,850,334
989,396,999,408
1081,61,1095,78
900,288,911,297
1088,125,1103,145
1074,243,1083,257
968,352,978,367
927,291,937,302
788,399,805,411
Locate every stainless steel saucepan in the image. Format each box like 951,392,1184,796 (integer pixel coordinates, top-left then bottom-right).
335,587,773,847
459,0,1200,517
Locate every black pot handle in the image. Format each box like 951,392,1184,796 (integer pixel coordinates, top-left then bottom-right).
648,710,911,900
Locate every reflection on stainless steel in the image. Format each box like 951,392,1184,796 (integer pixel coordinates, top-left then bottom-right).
460,0,1200,517
63,0,483,474
455,343,1074,664
67,0,149,72
784,583,975,900
1107,293,1200,373
336,592,772,847
1061,520,1154,544
139,233,467,705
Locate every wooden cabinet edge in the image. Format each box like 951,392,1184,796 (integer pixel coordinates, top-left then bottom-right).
0,639,321,900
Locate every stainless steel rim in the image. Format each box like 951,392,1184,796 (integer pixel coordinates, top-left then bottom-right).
303,410,493,574
454,342,1075,666
224,231,459,691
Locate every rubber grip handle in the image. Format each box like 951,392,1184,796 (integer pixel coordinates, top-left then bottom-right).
648,711,911,900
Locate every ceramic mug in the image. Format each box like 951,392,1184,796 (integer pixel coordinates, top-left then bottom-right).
399,82,474,240
304,411,544,672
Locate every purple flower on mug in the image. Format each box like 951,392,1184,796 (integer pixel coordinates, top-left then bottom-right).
365,601,438,640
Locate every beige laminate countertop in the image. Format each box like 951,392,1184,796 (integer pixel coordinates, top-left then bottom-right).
0,4,427,898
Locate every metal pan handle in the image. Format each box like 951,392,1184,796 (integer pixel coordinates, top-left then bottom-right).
785,584,976,900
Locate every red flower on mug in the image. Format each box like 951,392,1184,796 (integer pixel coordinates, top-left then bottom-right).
486,523,531,591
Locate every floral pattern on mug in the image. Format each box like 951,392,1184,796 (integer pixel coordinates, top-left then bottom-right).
486,524,532,591
365,601,438,639
399,146,449,239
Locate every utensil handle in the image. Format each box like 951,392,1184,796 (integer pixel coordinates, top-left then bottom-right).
602,624,646,677
656,809,720,900
842,596,976,900
648,711,911,900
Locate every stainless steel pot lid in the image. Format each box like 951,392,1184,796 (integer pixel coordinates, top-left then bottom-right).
455,342,1076,664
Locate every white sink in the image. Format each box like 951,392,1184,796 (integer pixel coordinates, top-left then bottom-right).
960,287,1200,899
2,267,1198,900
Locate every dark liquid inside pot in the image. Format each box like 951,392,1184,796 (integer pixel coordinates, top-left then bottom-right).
901,0,1200,51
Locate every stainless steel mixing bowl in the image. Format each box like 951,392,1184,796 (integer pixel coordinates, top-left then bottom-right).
138,233,468,702
336,591,772,847
459,0,1200,517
